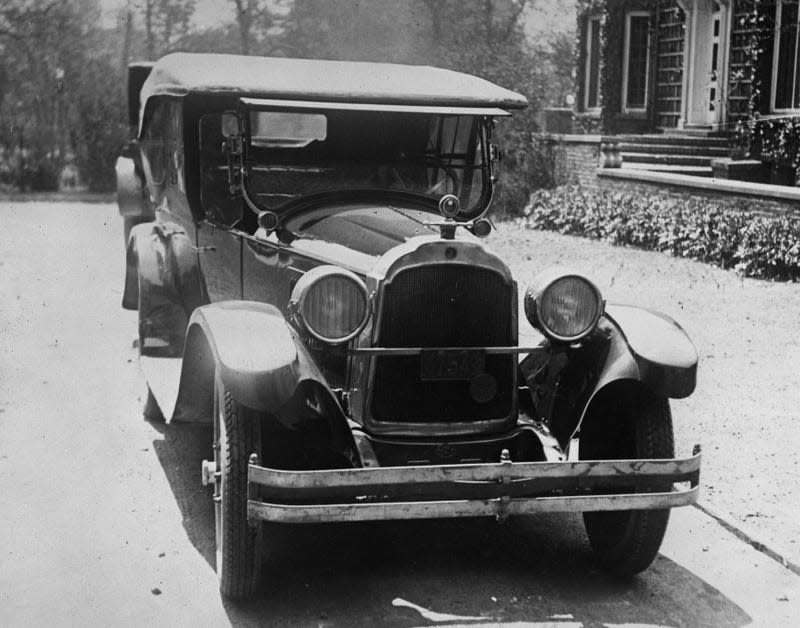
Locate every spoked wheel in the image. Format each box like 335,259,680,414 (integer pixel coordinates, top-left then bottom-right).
211,374,264,599
581,387,675,576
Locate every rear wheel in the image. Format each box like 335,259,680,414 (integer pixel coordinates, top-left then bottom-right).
212,374,264,599
581,387,674,576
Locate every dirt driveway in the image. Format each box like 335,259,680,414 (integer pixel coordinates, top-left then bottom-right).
492,222,800,569
2,201,799,626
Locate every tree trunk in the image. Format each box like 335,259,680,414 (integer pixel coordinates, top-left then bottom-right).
145,0,154,59
163,7,173,52
484,0,493,46
234,0,252,55
121,8,132,75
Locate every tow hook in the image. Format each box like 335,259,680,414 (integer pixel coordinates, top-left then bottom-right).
201,459,218,486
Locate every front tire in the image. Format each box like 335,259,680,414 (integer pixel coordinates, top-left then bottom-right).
213,374,263,599
581,387,674,576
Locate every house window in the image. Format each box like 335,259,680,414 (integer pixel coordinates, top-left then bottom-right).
623,12,651,111
773,0,800,111
585,16,602,111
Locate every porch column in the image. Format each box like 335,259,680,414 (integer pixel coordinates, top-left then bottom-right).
675,0,693,128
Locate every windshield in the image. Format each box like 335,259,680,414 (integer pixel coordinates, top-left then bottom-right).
199,109,490,222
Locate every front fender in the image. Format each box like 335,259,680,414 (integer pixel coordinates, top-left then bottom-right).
170,301,360,468
523,305,697,449
173,301,335,422
604,304,697,399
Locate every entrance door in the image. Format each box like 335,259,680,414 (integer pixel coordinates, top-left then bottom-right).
706,3,723,126
685,0,729,128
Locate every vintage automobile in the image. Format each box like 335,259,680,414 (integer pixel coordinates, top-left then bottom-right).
117,53,701,600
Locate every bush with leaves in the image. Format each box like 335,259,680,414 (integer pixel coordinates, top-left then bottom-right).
522,186,800,282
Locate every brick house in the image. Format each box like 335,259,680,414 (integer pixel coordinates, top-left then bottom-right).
575,1,798,135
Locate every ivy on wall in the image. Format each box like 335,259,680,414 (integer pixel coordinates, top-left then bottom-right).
757,117,800,183
575,0,665,133
575,0,607,129
573,0,800,183
573,113,604,133
733,0,800,183
601,0,623,132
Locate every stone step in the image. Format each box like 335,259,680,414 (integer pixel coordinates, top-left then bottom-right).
622,152,714,166
616,134,729,147
619,142,729,156
620,163,713,177
664,126,728,137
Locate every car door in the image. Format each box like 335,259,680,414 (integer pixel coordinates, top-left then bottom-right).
196,112,243,302
196,221,242,302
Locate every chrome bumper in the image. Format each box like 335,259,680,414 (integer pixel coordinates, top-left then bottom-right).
246,451,701,524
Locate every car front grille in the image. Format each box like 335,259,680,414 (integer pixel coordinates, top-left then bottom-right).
370,264,514,423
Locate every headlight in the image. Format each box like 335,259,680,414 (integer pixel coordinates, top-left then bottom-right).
524,269,603,343
289,266,371,344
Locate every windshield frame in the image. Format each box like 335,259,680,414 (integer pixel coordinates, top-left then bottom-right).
235,100,498,220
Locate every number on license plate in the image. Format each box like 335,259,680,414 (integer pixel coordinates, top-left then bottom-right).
420,350,485,381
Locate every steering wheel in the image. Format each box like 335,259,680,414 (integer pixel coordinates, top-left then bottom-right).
422,158,459,196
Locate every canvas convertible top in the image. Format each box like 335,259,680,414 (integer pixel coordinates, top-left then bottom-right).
139,53,528,129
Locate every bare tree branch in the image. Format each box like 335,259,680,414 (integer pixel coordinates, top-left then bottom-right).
422,0,443,41
0,0,60,33
484,0,493,45
499,0,528,42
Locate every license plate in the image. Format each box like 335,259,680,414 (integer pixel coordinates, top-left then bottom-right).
420,350,485,381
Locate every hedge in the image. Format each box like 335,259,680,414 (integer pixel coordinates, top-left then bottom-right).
521,186,800,282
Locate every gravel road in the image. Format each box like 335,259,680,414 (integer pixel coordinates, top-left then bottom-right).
492,221,800,570
1,201,799,626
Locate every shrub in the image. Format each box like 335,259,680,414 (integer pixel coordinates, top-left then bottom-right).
522,186,800,282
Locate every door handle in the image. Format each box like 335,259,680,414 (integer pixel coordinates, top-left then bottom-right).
192,245,216,253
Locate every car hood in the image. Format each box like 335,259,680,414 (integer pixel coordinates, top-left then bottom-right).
281,203,478,275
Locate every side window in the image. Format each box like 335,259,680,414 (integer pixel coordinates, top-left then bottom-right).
140,100,169,193
773,0,800,111
622,12,651,112
584,16,602,111
249,111,327,148
168,101,184,190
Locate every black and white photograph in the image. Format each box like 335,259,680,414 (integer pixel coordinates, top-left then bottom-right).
1,0,799,625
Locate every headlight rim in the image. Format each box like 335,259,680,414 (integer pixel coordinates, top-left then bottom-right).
524,269,604,343
289,265,371,345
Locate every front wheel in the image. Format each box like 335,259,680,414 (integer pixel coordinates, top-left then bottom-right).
212,374,264,599
581,387,674,576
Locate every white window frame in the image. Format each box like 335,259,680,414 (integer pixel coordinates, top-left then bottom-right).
584,16,603,113
622,11,651,113
771,0,800,113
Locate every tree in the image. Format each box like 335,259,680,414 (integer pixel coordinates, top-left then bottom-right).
416,1,551,210
132,0,196,60
228,0,289,56
284,0,426,62
0,0,128,191
0,1,86,188
543,32,575,107
279,0,547,213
